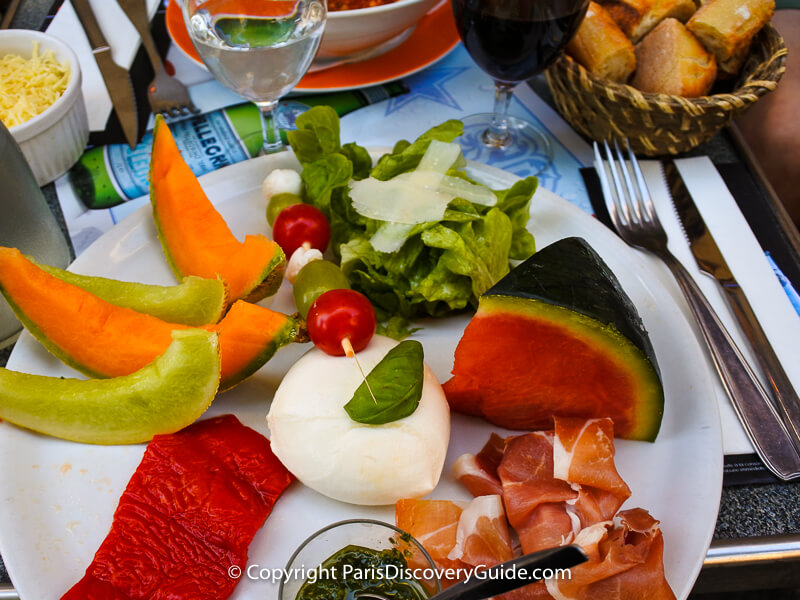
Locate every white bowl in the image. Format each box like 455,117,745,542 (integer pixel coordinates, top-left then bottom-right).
0,30,89,186
318,0,442,60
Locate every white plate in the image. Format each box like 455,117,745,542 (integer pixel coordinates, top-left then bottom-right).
0,151,722,600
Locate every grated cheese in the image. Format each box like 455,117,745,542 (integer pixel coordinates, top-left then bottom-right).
0,42,70,128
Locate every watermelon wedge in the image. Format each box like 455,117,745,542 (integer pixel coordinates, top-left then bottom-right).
443,237,664,441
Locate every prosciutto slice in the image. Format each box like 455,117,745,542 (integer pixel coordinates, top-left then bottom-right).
395,496,515,587
395,500,464,565
553,417,631,527
448,495,514,566
441,417,673,599
545,509,676,600
456,418,629,555
497,431,580,554
452,432,505,497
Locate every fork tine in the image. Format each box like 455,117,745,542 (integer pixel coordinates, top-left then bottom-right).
623,138,660,226
593,141,623,231
603,139,634,226
613,139,643,223
592,142,627,235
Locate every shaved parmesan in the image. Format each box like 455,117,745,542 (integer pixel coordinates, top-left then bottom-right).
369,222,415,254
417,139,461,172
349,172,453,224
0,42,70,128
439,175,497,205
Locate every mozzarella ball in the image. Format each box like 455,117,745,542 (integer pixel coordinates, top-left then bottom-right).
285,246,323,284
267,335,450,505
262,168,303,201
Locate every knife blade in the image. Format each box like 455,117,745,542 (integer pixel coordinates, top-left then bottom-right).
71,0,139,148
665,159,800,452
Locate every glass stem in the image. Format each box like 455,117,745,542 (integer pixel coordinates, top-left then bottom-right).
256,99,283,155
483,82,515,148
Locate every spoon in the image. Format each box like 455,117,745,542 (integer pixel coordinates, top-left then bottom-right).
358,545,588,600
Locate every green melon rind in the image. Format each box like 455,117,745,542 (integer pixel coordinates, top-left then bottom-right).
218,314,301,392
0,288,107,379
239,248,286,303
37,262,228,326
0,329,221,445
480,295,664,442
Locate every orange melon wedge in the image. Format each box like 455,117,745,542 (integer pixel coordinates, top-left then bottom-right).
149,115,285,303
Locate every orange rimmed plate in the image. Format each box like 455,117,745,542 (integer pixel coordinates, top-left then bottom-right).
165,0,460,92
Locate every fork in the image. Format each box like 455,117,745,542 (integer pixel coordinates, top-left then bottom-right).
117,0,200,120
594,138,800,481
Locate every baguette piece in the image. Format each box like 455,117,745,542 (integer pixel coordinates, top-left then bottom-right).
631,18,717,96
687,0,774,78
566,2,636,82
598,0,696,42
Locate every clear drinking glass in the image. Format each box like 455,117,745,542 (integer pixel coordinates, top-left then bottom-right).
181,0,327,154
451,0,589,173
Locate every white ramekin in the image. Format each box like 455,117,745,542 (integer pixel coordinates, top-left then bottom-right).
1,29,89,186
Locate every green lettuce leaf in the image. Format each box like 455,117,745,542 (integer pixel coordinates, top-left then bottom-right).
286,106,341,164
371,120,464,181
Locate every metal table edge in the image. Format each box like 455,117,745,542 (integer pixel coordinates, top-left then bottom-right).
706,534,800,566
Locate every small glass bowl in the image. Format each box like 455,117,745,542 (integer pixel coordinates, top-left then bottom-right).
279,519,441,600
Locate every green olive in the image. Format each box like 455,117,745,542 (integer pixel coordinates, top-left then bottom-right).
266,193,302,226
293,260,350,318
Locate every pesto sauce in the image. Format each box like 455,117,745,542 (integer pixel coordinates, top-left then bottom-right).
296,544,429,600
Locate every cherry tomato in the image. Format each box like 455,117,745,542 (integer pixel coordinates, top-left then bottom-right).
307,289,376,356
272,204,330,257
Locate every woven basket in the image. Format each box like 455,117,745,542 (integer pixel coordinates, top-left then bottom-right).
544,23,788,156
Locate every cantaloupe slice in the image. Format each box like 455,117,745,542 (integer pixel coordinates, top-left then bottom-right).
149,115,285,303
0,329,220,445
0,247,299,391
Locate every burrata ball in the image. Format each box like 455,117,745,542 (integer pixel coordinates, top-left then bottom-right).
267,335,450,505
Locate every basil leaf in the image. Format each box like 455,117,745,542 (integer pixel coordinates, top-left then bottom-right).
344,340,424,425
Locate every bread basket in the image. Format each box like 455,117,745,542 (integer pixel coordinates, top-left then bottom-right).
544,23,787,156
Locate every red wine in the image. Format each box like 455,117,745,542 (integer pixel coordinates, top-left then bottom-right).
452,0,589,84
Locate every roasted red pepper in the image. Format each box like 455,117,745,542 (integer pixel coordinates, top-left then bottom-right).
61,414,294,600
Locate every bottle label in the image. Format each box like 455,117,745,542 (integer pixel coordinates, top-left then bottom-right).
106,112,249,200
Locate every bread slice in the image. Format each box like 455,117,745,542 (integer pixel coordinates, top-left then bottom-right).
631,18,717,96
598,0,696,42
687,0,775,77
567,2,637,82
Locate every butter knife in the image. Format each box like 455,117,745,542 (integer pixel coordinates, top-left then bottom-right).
71,0,139,148
665,160,800,455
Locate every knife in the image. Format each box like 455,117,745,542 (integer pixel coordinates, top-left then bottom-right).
665,160,800,453
71,0,139,148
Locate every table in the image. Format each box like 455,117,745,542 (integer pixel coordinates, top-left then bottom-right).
2,0,800,597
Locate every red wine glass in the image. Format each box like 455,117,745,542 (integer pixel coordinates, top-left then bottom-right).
452,0,589,173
